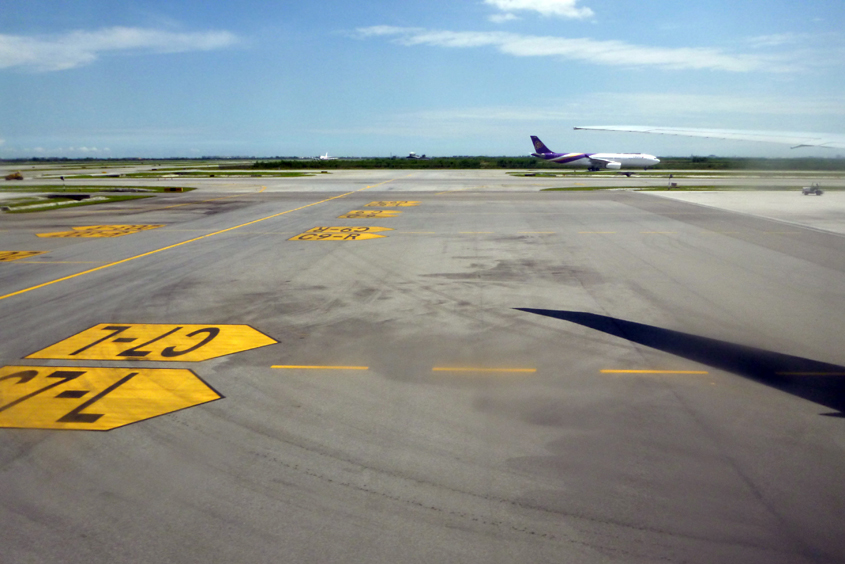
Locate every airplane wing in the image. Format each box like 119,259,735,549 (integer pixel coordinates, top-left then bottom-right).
587,156,621,169
574,126,845,150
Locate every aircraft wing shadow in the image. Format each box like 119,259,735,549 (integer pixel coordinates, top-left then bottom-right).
516,308,845,416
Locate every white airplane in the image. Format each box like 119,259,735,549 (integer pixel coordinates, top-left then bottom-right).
574,126,845,150
531,135,660,171
318,153,337,160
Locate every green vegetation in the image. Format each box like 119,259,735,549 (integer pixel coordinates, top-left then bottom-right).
0,185,195,193
123,171,312,178
251,157,542,170
1,194,154,213
250,156,845,171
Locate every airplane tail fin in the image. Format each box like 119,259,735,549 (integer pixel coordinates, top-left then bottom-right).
530,136,553,154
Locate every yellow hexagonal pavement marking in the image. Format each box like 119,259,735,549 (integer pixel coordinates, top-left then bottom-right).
289,226,392,241
0,251,47,262
0,365,221,431
27,323,278,362
337,210,401,219
37,225,164,238
364,201,419,207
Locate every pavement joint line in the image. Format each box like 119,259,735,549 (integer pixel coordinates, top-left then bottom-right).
272,365,369,370
432,367,536,373
601,369,709,374
0,176,405,301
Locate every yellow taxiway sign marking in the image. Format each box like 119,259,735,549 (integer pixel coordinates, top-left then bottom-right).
364,201,420,207
338,210,402,219
1,175,409,302
0,365,221,431
28,323,278,362
289,232,386,241
37,225,164,238
601,369,709,374
432,367,536,373
272,365,369,370
0,251,47,262
306,226,393,233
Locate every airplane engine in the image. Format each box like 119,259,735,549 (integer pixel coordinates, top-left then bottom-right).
604,162,622,170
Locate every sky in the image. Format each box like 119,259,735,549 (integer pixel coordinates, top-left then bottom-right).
1,0,844,158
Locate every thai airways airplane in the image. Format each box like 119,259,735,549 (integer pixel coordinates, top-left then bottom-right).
530,136,660,171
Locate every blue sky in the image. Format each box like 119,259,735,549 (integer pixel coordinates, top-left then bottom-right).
1,0,844,158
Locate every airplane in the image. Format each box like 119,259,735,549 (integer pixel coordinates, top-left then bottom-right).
530,135,660,171
406,152,428,160
318,153,337,160
573,126,845,150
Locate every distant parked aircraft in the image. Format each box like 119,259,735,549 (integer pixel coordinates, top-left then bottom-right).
406,152,428,159
319,153,337,160
574,126,845,150
530,135,659,171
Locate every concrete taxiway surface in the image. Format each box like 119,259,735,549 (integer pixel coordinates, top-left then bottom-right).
1,170,844,563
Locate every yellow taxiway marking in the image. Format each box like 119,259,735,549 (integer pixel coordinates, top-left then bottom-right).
289,225,391,241
0,251,47,262
289,232,386,241
13,261,103,264
601,369,709,374
28,323,278,362
272,365,369,370
459,232,493,234
519,231,556,234
0,365,221,431
433,367,536,373
305,226,393,233
338,210,401,219
365,201,419,207
38,225,164,238
0,176,406,301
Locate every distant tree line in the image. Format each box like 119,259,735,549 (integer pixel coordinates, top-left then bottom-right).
250,156,845,171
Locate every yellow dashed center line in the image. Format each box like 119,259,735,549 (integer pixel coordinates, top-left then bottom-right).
272,365,369,370
433,367,536,373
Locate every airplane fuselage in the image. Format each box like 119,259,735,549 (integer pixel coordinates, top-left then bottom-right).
531,151,660,169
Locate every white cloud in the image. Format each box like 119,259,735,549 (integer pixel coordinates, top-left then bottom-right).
357,27,801,72
484,0,593,19
489,13,520,24
0,27,239,72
